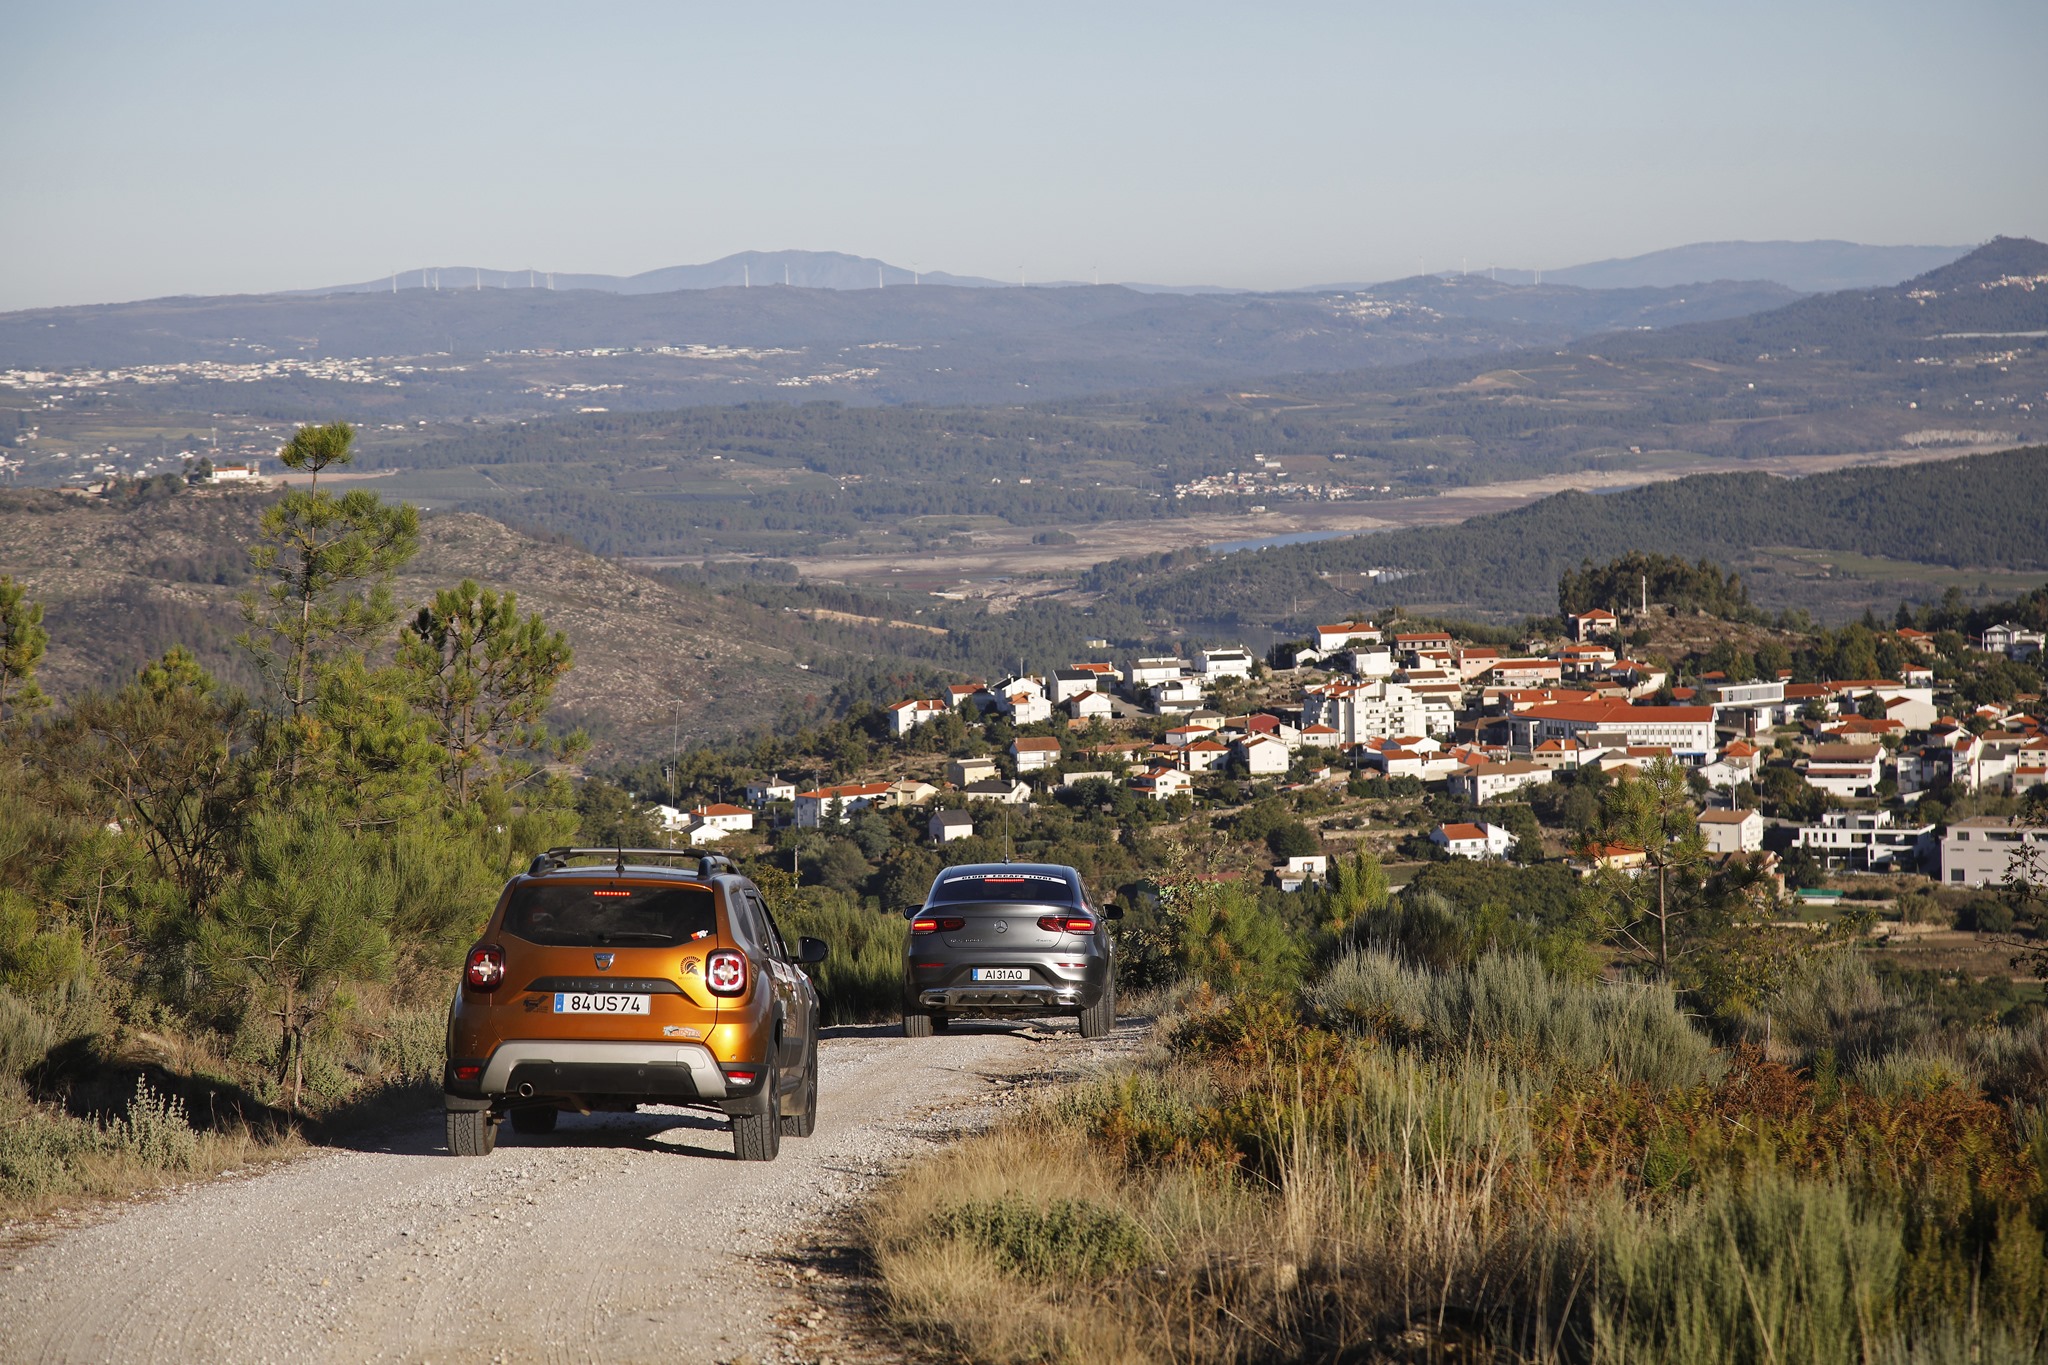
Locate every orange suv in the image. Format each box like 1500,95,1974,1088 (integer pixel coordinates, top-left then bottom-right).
443,848,826,1161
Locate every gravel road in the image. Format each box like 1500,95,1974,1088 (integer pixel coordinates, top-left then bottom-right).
0,1018,1135,1364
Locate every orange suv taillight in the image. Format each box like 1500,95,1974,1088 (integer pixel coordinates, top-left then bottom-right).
1037,916,1097,934
911,916,965,933
706,948,748,996
465,944,505,990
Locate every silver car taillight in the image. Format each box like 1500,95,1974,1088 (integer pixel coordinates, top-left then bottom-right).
706,948,748,996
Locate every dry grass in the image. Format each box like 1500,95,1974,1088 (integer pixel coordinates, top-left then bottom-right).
863,957,2048,1364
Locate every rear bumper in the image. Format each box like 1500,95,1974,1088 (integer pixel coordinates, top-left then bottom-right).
444,1040,731,1102
917,982,1091,1015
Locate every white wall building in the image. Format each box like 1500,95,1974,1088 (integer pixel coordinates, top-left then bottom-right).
1941,817,2048,888
1796,810,1934,872
1195,645,1254,679
1697,808,1763,855
1432,822,1514,860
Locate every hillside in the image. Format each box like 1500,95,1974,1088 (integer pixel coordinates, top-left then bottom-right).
0,273,1794,419
1080,445,2048,626
0,490,850,754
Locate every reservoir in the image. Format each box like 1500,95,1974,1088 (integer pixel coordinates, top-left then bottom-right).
1208,527,1365,555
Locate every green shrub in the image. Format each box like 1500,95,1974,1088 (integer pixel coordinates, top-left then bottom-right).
1595,1174,1905,1365
774,898,908,1024
935,1198,1149,1281
100,1077,198,1171
1310,950,1721,1089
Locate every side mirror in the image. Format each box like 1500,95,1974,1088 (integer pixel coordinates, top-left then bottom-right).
796,936,829,965
1104,905,1125,921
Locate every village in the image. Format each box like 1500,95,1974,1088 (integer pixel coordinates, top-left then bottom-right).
641,606,2048,908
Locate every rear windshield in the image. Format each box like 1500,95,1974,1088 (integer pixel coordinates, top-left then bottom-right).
929,871,1079,905
502,883,718,946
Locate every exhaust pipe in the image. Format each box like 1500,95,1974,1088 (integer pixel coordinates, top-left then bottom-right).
517,1082,535,1098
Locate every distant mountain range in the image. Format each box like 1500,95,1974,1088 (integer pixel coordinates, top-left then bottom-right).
1485,240,1973,294
300,240,1975,302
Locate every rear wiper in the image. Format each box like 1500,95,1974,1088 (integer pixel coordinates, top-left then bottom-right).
597,932,676,944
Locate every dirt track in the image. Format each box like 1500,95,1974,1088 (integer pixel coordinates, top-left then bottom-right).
0,1021,1130,1364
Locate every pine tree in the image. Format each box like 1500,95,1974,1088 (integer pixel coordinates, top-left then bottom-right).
0,576,50,725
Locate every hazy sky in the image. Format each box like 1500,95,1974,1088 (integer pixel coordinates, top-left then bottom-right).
3,1,2043,310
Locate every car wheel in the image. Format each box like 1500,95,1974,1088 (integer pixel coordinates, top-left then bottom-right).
781,1037,818,1138
446,1106,498,1156
1079,981,1116,1039
902,1011,934,1038
510,1105,558,1135
731,1064,782,1162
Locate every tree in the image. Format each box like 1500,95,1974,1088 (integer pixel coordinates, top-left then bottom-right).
238,423,419,756
396,579,576,807
0,576,49,725
66,648,261,905
197,810,394,1113
1596,757,1708,977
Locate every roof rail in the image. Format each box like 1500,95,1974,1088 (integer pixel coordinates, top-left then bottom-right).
526,847,738,878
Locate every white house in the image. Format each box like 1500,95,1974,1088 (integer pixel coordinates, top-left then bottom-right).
1051,668,1104,702
960,778,1031,805
1181,739,1231,772
1277,854,1329,891
1195,645,1254,680
1303,679,1441,743
1446,760,1552,805
1131,766,1192,800
1508,703,1717,761
886,698,950,736
1797,810,1934,872
1067,690,1115,722
1568,609,1617,641
1941,817,2048,887
1012,737,1062,773
794,781,894,828
1697,808,1763,855
1981,623,2046,660
744,776,797,805
1801,744,1885,799
688,802,755,834
929,810,975,844
1126,656,1188,688
1149,676,1208,713
996,688,1053,727
1432,822,1514,860
1314,621,1379,653
1237,735,1291,776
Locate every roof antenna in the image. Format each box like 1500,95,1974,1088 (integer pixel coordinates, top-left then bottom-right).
1003,807,1012,863
615,845,625,876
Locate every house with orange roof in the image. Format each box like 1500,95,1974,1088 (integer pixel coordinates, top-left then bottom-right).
1432,821,1513,860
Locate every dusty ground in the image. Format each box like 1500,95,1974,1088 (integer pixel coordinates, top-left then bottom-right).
743,442,2007,590
0,1018,1139,1365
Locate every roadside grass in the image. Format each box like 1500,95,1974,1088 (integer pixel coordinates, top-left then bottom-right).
865,952,2048,1364
777,901,909,1025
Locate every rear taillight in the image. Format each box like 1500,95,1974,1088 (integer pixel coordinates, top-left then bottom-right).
465,944,505,990
453,1064,481,1081
706,948,748,996
1038,916,1097,934
911,916,965,933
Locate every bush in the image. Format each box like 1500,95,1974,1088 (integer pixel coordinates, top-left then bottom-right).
1310,950,1722,1090
934,1198,1148,1281
774,898,909,1024
1595,1174,1905,1365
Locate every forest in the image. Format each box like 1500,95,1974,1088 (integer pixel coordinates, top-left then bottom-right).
1084,445,2048,626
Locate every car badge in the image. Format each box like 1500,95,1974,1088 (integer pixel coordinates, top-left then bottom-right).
993,920,1007,933
593,952,615,970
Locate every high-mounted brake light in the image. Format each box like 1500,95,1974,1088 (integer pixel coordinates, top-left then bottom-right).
911,917,965,933
591,889,632,898
1038,916,1097,934
705,948,748,996
465,944,505,990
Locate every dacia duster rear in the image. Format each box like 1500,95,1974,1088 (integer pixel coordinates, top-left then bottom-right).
443,848,826,1161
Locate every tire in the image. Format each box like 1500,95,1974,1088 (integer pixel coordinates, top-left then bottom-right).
446,1106,497,1156
731,1064,782,1162
510,1105,557,1135
781,1037,818,1138
1079,981,1116,1039
902,1011,934,1038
